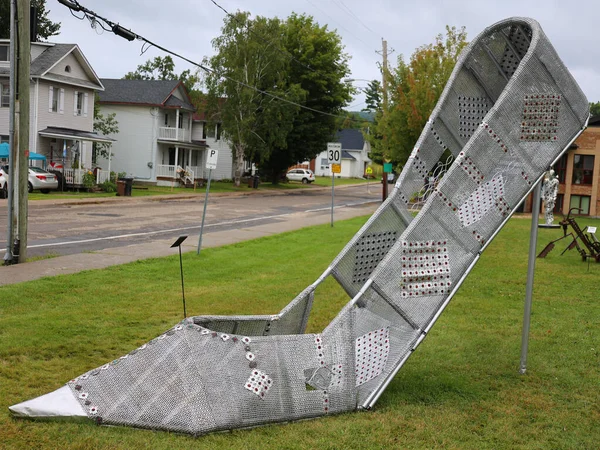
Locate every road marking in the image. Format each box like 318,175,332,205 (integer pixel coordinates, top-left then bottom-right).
0,200,377,252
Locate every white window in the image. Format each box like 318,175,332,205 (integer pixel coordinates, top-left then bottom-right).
49,86,63,113
0,82,9,108
73,91,88,117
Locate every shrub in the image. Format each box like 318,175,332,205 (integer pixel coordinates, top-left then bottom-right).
100,180,117,193
82,171,95,189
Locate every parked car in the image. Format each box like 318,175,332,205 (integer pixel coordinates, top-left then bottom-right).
286,168,315,184
0,165,59,196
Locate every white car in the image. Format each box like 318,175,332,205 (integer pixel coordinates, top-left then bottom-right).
286,168,315,184
0,165,59,197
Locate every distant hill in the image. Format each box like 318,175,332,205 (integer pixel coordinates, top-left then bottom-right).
345,110,375,122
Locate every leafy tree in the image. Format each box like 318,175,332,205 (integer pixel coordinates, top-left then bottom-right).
590,101,600,117
204,12,303,186
370,25,467,167
261,13,353,183
93,94,119,161
362,80,381,112
0,0,61,40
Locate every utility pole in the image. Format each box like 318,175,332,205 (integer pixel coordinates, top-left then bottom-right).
16,0,30,263
377,39,394,201
4,0,17,265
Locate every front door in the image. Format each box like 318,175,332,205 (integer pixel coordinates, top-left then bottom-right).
168,148,175,166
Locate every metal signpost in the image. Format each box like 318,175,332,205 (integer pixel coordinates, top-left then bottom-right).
170,235,188,318
366,166,373,193
327,142,341,227
197,148,218,255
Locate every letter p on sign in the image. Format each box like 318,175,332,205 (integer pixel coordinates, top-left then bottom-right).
206,149,219,170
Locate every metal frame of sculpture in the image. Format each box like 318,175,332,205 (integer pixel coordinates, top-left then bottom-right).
10,17,589,435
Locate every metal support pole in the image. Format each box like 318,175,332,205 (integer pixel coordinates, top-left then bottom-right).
179,244,186,318
197,168,212,254
331,172,334,227
520,181,542,374
4,0,17,265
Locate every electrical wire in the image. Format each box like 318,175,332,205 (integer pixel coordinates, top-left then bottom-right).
304,0,377,52
333,0,380,39
59,0,366,123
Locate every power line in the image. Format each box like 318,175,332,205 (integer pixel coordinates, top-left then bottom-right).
303,0,378,53
57,0,364,123
331,0,380,39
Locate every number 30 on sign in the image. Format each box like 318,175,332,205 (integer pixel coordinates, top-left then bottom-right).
327,142,341,164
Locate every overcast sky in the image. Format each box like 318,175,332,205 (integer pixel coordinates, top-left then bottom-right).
48,0,600,110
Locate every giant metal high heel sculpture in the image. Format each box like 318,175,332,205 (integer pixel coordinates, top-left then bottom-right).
10,17,589,435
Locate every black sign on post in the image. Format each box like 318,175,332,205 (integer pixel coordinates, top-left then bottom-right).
171,235,188,318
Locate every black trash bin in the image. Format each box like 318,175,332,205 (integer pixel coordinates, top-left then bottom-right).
120,177,134,196
252,175,259,189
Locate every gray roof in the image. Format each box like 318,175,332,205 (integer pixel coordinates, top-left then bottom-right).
99,79,195,111
336,128,365,150
342,150,356,160
30,44,75,76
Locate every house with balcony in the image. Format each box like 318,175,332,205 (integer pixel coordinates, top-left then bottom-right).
0,39,113,186
96,79,233,186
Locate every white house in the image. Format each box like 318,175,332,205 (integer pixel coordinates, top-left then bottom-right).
313,129,371,178
0,39,113,186
97,79,233,186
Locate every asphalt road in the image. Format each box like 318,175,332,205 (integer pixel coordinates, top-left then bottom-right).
0,184,381,259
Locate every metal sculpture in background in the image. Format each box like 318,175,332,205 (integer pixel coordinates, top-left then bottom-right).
538,208,600,262
540,169,559,226
9,17,590,436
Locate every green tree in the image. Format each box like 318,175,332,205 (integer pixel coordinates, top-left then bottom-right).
0,0,61,40
93,94,119,161
362,80,381,112
204,12,303,186
261,13,352,183
371,25,467,167
589,101,600,117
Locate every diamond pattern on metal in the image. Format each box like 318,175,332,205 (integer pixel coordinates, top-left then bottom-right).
353,231,398,284
355,327,390,386
520,94,561,141
245,369,273,400
400,240,451,298
458,175,505,227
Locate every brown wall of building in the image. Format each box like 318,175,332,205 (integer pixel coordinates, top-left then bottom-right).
524,124,600,217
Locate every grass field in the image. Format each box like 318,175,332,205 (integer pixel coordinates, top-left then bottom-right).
0,215,598,449
25,177,367,200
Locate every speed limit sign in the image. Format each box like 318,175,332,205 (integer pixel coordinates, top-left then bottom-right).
327,142,342,164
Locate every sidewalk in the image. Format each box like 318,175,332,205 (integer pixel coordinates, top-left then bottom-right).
0,192,379,286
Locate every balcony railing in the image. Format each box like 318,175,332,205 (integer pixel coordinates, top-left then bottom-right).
158,127,190,142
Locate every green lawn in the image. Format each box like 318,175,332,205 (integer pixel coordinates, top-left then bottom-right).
0,215,599,449
26,177,369,200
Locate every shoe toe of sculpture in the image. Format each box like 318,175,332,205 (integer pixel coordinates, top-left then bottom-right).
9,385,87,419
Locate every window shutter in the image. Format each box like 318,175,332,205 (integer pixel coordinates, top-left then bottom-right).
59,88,65,114
73,90,78,116
48,86,53,112
83,92,88,117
